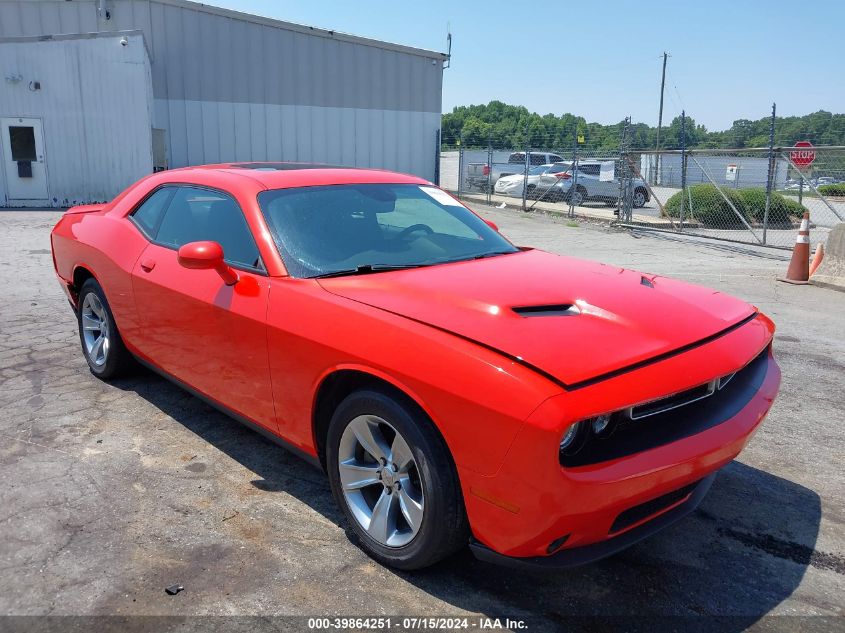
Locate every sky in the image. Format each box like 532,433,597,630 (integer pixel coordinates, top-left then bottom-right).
204,0,845,131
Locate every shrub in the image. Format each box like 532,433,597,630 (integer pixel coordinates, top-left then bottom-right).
819,183,845,196
736,188,806,226
664,185,806,228
664,184,746,228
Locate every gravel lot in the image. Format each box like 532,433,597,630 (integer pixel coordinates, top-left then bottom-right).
1,207,843,631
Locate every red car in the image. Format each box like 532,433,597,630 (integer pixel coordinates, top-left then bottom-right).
50,164,781,570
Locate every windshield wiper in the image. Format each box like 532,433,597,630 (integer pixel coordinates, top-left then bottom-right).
312,264,432,279
470,250,518,260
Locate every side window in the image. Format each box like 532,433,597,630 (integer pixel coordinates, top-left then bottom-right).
548,155,563,163
508,153,524,164
155,187,262,269
578,164,601,176
530,154,545,166
130,187,175,238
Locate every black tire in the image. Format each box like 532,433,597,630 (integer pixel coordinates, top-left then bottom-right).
633,188,648,208
326,388,469,570
526,184,537,199
567,186,587,205
77,278,134,380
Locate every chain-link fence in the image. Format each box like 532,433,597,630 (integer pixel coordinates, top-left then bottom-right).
441,124,637,220
623,146,845,249
439,108,845,250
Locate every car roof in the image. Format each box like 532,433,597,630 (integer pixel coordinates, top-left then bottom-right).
164,162,430,189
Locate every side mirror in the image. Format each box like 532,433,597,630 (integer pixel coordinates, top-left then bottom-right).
484,219,499,232
177,241,239,285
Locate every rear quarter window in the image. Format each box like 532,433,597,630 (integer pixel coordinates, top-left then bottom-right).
129,187,175,238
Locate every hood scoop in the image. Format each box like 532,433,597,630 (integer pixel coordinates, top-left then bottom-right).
512,304,580,317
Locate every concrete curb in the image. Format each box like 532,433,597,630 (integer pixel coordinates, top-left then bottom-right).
810,222,845,292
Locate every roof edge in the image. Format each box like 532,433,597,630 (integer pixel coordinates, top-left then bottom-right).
155,0,449,60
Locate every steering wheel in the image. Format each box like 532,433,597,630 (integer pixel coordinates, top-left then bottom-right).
395,223,434,241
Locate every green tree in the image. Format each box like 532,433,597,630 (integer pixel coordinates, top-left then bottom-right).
441,102,845,151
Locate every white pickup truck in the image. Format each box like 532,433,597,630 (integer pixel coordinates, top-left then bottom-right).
466,151,565,192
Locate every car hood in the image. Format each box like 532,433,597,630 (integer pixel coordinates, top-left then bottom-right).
318,249,755,387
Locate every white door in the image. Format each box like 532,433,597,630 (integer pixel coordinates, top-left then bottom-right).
1,117,48,202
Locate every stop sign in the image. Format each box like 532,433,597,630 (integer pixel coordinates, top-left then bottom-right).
791,141,816,167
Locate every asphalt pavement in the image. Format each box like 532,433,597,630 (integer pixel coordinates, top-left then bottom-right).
1,208,843,631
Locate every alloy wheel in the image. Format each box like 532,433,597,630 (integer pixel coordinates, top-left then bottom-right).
633,191,646,207
81,293,110,367
337,415,425,548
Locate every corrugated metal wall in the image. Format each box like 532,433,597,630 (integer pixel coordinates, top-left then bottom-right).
0,0,444,182
0,33,154,205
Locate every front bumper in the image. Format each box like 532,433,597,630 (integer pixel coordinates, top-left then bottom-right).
470,473,715,568
494,184,523,197
458,314,780,562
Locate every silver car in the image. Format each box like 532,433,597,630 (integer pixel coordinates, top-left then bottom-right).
538,160,650,207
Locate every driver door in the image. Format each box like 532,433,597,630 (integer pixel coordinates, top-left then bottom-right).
130,185,276,431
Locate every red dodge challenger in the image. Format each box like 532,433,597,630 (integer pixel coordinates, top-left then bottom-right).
50,163,781,570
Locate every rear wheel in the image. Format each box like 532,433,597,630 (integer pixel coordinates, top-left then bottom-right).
326,389,468,570
77,278,133,380
567,186,587,206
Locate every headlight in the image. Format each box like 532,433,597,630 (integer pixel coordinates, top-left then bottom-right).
560,413,618,459
560,422,580,451
591,413,612,435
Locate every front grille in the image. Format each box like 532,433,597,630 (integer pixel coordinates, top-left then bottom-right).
609,480,700,534
628,381,715,419
560,347,770,468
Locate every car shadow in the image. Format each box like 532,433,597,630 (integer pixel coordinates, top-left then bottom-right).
406,462,824,630
635,229,792,262
115,368,822,630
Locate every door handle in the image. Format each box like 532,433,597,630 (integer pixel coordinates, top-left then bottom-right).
140,259,156,272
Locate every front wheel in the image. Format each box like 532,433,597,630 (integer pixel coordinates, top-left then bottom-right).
77,278,133,379
633,189,648,208
326,389,468,570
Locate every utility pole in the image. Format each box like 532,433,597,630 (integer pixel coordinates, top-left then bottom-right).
654,52,668,186
655,52,668,152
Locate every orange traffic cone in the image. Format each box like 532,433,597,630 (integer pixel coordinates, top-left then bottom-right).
779,211,811,285
809,243,825,277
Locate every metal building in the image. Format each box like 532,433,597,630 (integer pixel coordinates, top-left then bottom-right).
0,0,447,207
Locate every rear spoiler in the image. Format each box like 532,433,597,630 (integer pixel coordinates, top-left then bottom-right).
65,204,105,215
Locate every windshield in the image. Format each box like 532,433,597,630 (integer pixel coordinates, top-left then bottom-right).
258,183,519,278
